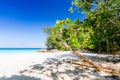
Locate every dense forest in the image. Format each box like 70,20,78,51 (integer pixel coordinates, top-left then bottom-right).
44,0,120,53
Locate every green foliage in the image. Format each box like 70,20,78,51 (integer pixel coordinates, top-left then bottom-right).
43,26,65,50
43,0,120,53
71,0,120,52
44,18,95,51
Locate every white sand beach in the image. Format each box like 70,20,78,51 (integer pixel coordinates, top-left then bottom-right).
0,51,120,80
0,51,70,77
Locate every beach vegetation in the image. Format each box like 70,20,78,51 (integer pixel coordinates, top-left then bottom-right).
43,0,120,76
44,0,120,53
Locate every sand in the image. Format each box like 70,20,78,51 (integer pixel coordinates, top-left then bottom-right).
0,51,119,80
0,51,73,77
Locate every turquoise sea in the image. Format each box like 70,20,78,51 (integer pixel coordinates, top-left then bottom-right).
0,48,42,54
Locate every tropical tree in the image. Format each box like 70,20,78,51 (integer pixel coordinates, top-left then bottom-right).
70,0,120,53
44,0,120,53
43,0,120,76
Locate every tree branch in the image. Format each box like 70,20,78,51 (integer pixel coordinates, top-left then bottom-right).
58,27,104,71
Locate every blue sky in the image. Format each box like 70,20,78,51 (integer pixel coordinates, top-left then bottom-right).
0,0,85,48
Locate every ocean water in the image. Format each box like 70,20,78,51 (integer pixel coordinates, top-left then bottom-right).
0,48,42,54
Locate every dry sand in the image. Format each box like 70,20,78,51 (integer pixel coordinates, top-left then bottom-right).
0,51,119,80
0,51,73,77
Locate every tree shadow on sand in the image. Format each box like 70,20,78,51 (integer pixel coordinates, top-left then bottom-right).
0,75,40,80
19,54,120,80
0,53,119,80
85,54,120,63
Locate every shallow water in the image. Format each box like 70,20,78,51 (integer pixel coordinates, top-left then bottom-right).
0,48,41,54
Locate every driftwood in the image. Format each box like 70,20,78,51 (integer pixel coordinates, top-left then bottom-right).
58,28,120,77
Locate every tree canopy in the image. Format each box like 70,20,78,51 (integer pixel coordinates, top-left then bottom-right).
44,0,120,53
